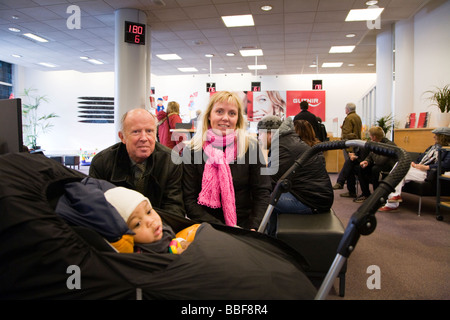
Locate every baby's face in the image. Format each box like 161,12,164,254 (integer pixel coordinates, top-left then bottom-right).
127,200,163,244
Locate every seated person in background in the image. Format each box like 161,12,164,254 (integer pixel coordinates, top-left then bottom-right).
379,127,450,211
333,133,370,199
355,126,397,203
89,108,185,218
105,186,198,254
257,115,333,236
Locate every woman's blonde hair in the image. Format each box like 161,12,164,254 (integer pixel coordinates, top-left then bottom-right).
167,101,180,114
190,91,254,158
267,91,286,118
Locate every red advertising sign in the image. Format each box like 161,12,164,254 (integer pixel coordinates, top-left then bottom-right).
286,90,326,121
210,90,326,122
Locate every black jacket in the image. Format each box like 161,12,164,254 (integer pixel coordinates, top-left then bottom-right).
89,142,185,217
270,119,333,213
293,110,321,139
182,139,271,230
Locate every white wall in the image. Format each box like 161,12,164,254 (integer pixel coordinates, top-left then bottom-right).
17,69,376,154
151,72,376,135
413,0,450,126
17,67,115,154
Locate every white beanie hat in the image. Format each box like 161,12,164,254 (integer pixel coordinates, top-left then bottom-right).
104,187,151,223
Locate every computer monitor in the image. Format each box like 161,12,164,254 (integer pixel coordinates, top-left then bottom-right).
0,98,23,154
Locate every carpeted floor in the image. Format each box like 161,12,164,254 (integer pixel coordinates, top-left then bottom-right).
324,173,450,300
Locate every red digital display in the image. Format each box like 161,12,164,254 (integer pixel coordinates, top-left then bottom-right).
124,21,145,45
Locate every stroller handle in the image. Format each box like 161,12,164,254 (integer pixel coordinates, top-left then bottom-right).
279,139,410,192
263,139,411,300
279,139,411,252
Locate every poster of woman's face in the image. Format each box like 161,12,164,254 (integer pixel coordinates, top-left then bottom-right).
247,91,286,122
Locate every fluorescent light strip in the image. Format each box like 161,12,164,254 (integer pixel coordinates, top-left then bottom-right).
222,14,254,27
329,45,355,53
178,67,198,72
248,65,267,70
345,8,384,21
86,58,104,65
240,49,263,57
322,62,343,68
23,33,48,42
38,62,57,68
157,54,182,60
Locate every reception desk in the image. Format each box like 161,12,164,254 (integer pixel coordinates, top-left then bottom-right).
393,128,435,152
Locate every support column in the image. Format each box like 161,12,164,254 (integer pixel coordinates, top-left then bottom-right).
375,26,394,126
394,18,414,128
114,8,149,139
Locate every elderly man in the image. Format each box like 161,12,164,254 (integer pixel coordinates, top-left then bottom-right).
89,108,185,217
341,102,362,140
257,115,333,235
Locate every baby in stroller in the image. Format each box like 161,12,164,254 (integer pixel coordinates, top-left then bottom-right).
104,186,199,254
56,178,199,254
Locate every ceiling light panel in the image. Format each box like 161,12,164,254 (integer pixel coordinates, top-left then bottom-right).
23,33,49,43
322,62,343,68
178,67,198,72
38,62,57,68
156,54,182,60
345,8,384,21
329,46,355,53
240,49,263,57
222,14,255,27
248,65,267,70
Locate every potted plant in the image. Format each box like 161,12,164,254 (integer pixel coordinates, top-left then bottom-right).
375,113,394,136
21,88,58,150
424,85,450,127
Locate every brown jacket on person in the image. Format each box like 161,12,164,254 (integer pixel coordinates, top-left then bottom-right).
341,111,362,140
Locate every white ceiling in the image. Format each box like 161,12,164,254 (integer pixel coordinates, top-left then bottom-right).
0,0,430,76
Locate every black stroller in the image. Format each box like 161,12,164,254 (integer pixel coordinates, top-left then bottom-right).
0,140,409,300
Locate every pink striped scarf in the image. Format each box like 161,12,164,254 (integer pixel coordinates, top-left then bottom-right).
198,129,237,226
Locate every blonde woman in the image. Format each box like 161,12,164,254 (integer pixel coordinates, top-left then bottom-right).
182,91,271,230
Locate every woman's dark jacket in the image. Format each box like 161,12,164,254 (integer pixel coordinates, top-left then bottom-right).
89,142,185,218
270,119,333,213
182,139,271,230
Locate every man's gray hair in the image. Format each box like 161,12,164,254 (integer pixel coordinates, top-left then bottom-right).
345,102,356,112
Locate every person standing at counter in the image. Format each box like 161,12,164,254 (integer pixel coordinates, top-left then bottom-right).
182,91,271,230
157,101,183,149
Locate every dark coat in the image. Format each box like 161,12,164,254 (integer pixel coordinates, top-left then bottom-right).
182,139,271,230
293,109,321,139
89,142,185,217
270,119,334,213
